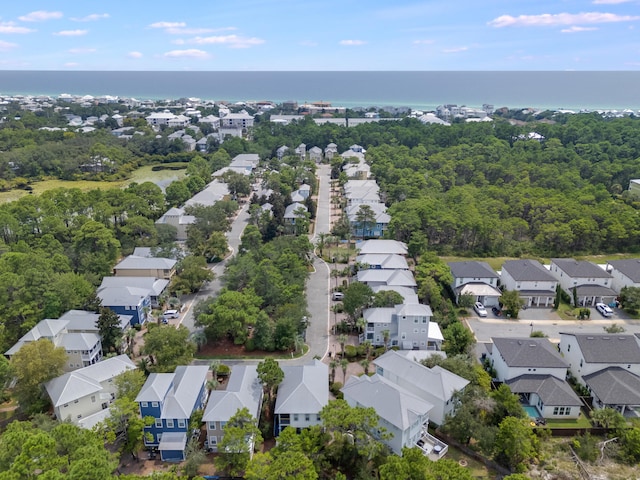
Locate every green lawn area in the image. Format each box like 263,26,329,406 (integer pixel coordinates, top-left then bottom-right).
542,414,593,429
444,446,497,479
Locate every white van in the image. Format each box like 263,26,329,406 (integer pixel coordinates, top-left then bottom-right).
163,309,180,321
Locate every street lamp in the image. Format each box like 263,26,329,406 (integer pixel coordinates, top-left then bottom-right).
530,322,534,335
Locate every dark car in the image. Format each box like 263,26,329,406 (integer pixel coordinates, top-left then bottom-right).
492,306,501,316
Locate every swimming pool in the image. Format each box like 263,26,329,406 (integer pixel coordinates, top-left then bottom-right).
523,405,540,418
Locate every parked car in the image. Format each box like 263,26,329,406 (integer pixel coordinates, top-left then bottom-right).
332,292,344,301
491,306,501,316
474,302,488,317
163,309,180,321
596,302,613,317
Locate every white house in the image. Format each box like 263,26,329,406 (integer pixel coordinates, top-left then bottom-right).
582,367,640,416
356,269,417,290
373,350,469,426
361,303,443,351
341,374,447,458
488,337,568,382
448,261,501,307
558,333,640,385
500,259,559,307
202,365,262,452
606,259,640,293
220,112,254,129
274,360,328,435
356,254,409,271
44,355,136,428
505,374,582,419
356,239,408,256
549,259,616,306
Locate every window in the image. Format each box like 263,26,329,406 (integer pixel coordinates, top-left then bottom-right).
220,421,226,429
316,415,321,422
305,414,310,422
209,422,216,430
166,419,174,428
63,404,68,408
293,414,299,422
422,318,427,323
152,402,159,407
91,395,96,403
157,433,162,442
155,419,163,428
414,318,418,324
74,400,79,404
178,420,186,428
141,401,148,407
413,328,418,333
210,436,217,445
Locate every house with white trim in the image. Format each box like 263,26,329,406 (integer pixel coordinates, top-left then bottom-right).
549,259,616,306
582,367,640,416
274,360,328,435
202,365,262,453
606,259,640,292
44,355,136,428
448,261,501,307
500,259,559,307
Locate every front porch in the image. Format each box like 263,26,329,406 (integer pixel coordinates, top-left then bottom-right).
415,428,448,460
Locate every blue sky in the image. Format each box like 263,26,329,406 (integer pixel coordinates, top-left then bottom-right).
0,0,638,70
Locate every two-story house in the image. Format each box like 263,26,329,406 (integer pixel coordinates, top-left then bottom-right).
500,259,558,307
549,259,616,306
356,253,409,271
356,269,417,290
488,337,581,419
448,261,501,307
97,285,151,326
45,355,136,428
113,255,177,280
361,303,443,351
136,365,209,461
202,365,262,453
356,239,408,256
346,203,391,238
99,276,170,309
606,259,640,293
274,360,329,435
341,374,446,458
373,350,469,426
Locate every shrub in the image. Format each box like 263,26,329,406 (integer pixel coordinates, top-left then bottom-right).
330,382,343,396
217,364,231,376
244,338,255,352
344,345,358,359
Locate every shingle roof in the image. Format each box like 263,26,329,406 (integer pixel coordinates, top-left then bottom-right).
551,259,612,278
341,374,433,430
275,360,328,415
448,261,498,279
506,374,581,406
492,337,567,369
561,333,640,364
202,365,262,421
502,259,556,282
583,367,640,405
607,259,640,283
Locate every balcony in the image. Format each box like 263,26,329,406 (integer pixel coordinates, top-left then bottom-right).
415,428,448,461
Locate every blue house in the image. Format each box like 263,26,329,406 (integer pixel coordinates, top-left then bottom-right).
96,286,151,326
346,203,390,239
136,365,209,461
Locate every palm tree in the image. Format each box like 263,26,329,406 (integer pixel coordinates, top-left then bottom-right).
382,329,390,351
338,334,348,358
355,204,376,239
191,332,207,351
206,378,219,393
355,317,366,334
124,328,137,354
316,232,329,258
362,340,372,360
329,359,338,384
209,360,221,378
360,359,370,375
340,358,349,383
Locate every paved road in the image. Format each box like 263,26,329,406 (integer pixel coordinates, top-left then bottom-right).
179,200,251,332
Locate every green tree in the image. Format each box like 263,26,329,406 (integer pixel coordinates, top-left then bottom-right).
10,339,67,414
354,204,376,239
165,180,191,207
342,282,374,321
224,171,252,199
196,288,263,344
443,321,475,356
215,407,263,477
97,307,123,354
142,325,196,372
257,358,284,406
620,286,640,314
590,407,627,429
71,220,121,279
380,447,473,480
170,255,214,295
182,438,207,479
500,289,523,319
372,289,404,308
494,416,539,471
489,384,526,425
246,450,318,480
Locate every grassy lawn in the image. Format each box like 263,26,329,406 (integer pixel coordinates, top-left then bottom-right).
542,414,593,429
444,446,497,479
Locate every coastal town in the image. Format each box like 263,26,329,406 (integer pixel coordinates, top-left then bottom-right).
1,92,640,479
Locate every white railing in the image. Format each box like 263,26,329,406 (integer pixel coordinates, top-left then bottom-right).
415,428,448,460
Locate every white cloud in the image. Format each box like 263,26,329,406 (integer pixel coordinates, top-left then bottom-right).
0,22,34,34
164,49,210,58
561,26,598,33
54,30,88,37
593,0,632,4
489,12,640,27
413,39,435,45
442,46,469,53
127,51,143,58
19,11,63,22
339,39,366,46
165,27,217,35
181,34,265,48
149,21,186,29
70,13,110,22
0,40,18,51
69,48,96,54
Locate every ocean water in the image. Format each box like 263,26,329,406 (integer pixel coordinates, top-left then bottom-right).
0,71,639,111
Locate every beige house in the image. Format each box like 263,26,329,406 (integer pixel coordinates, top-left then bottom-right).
113,255,177,279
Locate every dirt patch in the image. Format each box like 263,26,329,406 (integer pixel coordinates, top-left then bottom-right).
196,337,292,359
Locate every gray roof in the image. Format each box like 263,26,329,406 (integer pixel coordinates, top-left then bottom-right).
275,360,329,415
341,374,433,430
356,254,408,270
284,202,307,219
607,259,640,283
492,337,567,369
506,374,582,407
356,239,408,256
357,269,417,287
371,286,419,304
583,367,640,406
448,261,498,279
136,365,209,419
561,333,640,364
202,365,262,421
575,285,617,297
158,431,187,452
46,355,136,406
58,310,100,332
551,259,612,279
59,332,100,351
99,276,170,297
373,350,468,402
502,259,556,282
395,303,433,317
97,286,150,307
114,255,177,271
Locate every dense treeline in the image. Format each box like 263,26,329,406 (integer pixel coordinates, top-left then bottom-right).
253,114,640,256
